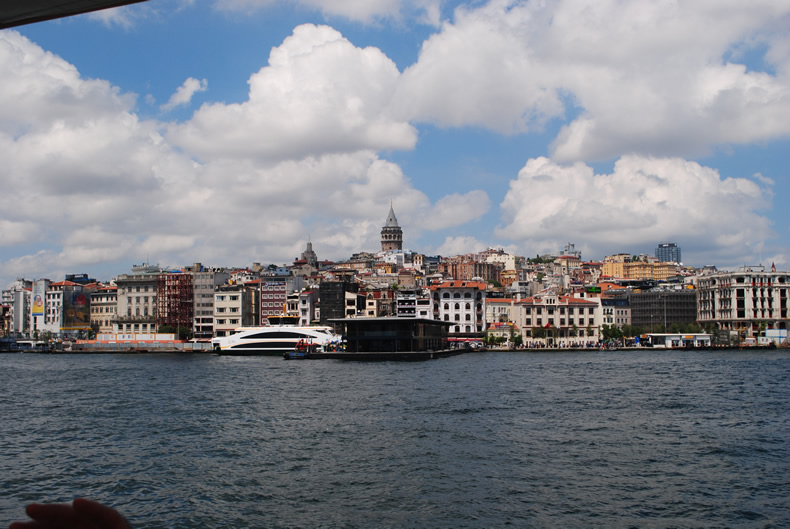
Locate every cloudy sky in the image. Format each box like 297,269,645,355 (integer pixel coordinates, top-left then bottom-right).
1,0,789,286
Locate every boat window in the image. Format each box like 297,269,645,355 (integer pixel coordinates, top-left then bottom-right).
241,331,314,339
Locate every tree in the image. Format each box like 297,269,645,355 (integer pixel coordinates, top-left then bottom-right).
532,326,546,339
586,325,595,337
512,333,523,347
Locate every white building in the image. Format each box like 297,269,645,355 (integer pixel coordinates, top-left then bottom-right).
697,265,790,339
430,280,488,335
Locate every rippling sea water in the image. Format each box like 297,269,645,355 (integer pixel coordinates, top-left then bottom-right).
1,350,788,528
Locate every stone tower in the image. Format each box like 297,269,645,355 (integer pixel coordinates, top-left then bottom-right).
381,202,403,252
300,239,318,267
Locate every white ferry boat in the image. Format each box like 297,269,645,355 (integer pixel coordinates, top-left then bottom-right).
212,318,342,356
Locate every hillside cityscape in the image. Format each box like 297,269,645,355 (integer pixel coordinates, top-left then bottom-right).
2,204,787,348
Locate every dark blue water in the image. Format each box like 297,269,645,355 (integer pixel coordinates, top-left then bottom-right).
1,350,788,528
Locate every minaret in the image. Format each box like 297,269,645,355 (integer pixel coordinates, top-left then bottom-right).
381,202,403,252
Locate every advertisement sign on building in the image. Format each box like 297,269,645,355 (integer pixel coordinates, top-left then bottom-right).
61,286,91,331
32,280,46,317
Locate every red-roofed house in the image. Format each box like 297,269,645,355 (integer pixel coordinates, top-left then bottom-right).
516,293,601,346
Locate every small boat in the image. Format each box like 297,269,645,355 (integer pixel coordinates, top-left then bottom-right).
283,339,318,359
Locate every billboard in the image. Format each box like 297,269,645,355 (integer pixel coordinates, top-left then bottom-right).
32,280,46,317
61,286,91,331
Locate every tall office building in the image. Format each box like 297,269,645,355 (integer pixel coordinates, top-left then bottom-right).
655,242,681,263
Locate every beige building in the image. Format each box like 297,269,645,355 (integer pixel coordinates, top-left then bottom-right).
90,285,117,334
515,294,601,345
214,284,257,337
114,264,160,334
601,259,675,280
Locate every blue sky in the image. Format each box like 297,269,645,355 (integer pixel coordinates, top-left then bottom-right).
1,0,789,286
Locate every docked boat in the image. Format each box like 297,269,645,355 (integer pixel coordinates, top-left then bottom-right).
282,339,320,359
212,324,342,356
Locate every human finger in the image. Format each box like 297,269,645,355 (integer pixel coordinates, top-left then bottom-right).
22,503,82,526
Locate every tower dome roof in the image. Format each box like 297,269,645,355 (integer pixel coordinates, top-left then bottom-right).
384,203,399,227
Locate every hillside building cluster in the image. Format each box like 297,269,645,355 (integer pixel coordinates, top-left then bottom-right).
2,205,788,346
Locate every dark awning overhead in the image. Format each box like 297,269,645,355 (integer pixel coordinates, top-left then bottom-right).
0,0,149,30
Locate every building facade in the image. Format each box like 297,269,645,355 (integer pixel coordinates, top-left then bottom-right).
90,285,117,334
430,280,487,335
114,264,160,335
656,242,681,263
515,294,601,345
629,289,697,332
697,266,790,338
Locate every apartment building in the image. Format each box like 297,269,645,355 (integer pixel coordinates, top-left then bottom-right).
697,266,790,338
90,285,117,334
430,280,487,335
516,294,601,345
115,264,160,334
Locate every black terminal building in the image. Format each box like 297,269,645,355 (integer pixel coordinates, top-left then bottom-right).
331,317,452,353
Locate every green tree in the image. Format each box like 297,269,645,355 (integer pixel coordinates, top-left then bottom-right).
532,326,546,339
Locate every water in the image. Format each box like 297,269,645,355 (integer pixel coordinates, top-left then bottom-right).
1,350,788,528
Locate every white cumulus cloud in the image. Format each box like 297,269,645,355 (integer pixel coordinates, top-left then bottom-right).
497,155,774,267
394,0,790,161
161,77,208,111
167,24,417,163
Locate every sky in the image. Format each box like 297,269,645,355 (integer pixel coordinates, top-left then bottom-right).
1,0,789,287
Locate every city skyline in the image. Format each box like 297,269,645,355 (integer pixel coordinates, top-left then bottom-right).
1,1,789,288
